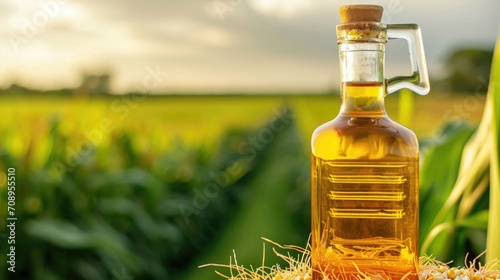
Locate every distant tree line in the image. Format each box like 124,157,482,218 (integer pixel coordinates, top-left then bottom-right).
0,47,495,96
434,47,494,93
0,72,112,97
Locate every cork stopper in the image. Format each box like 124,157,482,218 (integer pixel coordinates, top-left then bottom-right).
339,5,383,23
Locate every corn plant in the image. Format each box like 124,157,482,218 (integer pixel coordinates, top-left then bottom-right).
420,32,500,266
0,116,272,280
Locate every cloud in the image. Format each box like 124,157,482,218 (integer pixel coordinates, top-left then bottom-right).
0,0,498,92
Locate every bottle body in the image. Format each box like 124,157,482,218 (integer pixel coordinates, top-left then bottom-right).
311,82,419,279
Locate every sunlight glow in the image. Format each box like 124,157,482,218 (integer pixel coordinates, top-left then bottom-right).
248,0,313,18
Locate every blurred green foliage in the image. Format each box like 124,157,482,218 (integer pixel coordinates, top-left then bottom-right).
0,105,310,280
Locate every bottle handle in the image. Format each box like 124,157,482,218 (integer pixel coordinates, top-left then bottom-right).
386,24,430,95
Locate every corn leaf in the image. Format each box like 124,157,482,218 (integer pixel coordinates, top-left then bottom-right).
487,30,500,266
25,219,94,249
419,122,475,260
455,210,489,229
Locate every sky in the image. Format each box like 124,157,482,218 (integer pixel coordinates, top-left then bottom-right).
0,0,499,93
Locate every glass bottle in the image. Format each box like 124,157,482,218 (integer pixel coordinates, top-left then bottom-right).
311,5,430,280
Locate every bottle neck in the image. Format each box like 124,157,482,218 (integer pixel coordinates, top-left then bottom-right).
339,42,387,116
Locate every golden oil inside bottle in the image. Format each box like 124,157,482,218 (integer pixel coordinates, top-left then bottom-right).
311,82,419,280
